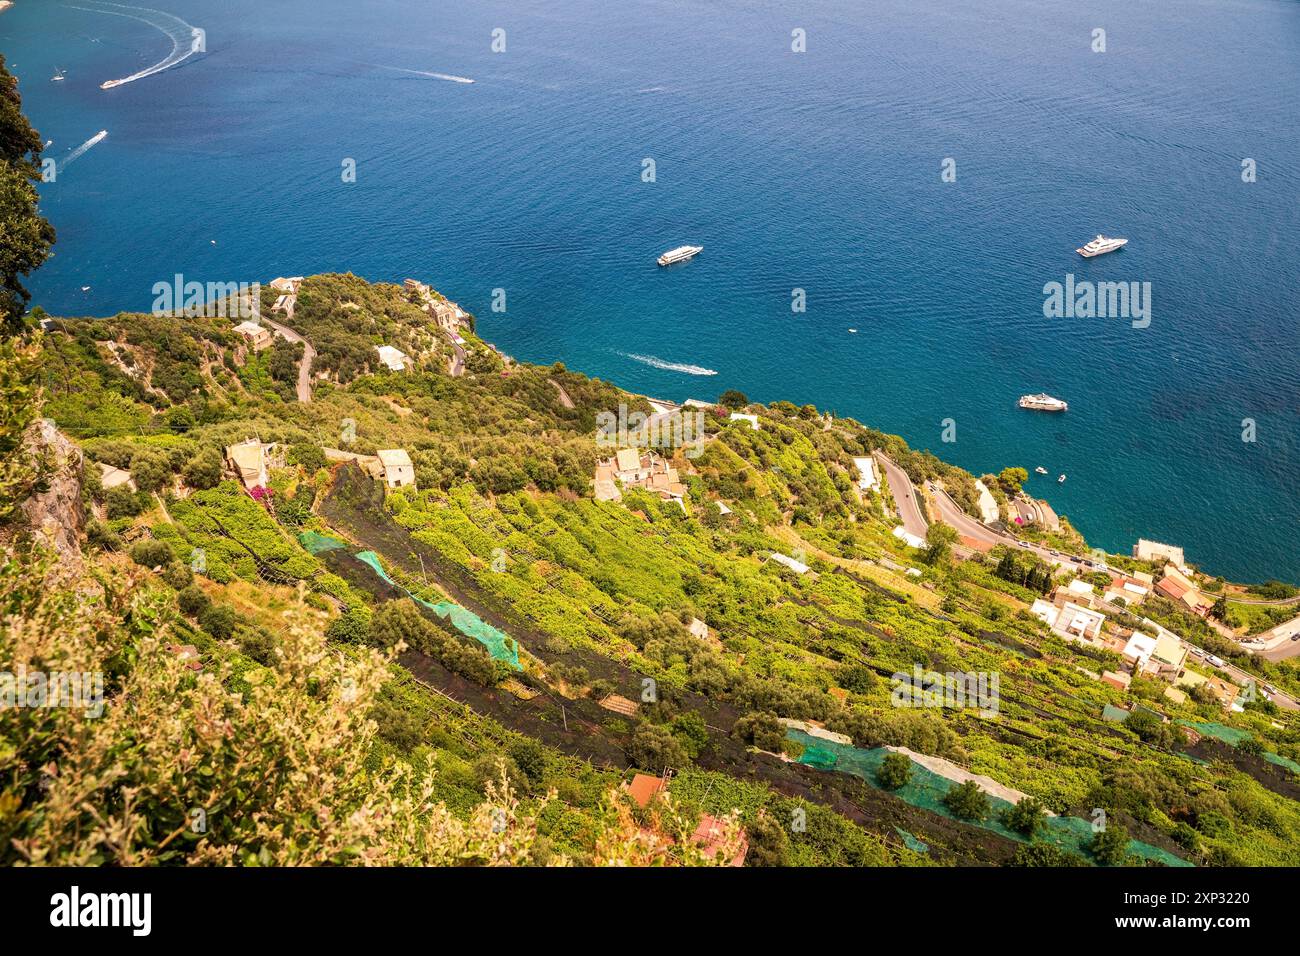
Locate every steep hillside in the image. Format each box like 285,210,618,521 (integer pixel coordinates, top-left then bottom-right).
5,274,1299,867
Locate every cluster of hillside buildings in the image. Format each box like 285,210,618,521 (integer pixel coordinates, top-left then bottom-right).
223,439,415,494
1133,539,1216,616
593,449,688,507
229,277,301,352
1030,561,1241,710
404,278,469,334
269,275,303,320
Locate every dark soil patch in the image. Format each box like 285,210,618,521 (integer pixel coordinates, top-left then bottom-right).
398,650,631,767
978,629,1042,659
1186,738,1300,801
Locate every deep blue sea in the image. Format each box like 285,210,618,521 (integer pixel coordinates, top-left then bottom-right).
5,0,1298,582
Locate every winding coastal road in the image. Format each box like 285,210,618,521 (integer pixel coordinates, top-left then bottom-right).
446,332,466,377
1255,612,1300,663
264,316,316,403
874,452,928,539
927,481,1090,572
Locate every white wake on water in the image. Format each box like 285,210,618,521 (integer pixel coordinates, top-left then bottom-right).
67,1,203,89
58,129,108,172
621,353,717,376
372,64,475,84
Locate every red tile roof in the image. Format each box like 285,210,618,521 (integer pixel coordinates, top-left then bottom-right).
692,814,748,866
624,773,666,809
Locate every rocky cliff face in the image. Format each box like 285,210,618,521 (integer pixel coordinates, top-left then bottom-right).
15,419,85,575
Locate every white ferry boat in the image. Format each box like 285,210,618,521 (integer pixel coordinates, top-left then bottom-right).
657,245,703,267
1076,234,1128,258
1019,393,1068,412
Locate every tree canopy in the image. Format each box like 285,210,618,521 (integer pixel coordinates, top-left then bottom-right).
0,56,55,336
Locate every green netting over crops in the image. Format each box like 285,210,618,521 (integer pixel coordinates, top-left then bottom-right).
1181,721,1251,745
299,531,347,554
355,549,396,583
1179,721,1298,774
894,827,929,854
1263,752,1300,774
789,730,1191,867
353,550,521,670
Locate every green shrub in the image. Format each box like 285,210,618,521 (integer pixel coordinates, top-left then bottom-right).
670,711,710,759
943,780,989,821
507,739,547,783
160,562,193,590
744,809,788,867
129,539,174,569
288,443,327,473
1087,822,1132,866
85,519,122,552
876,752,912,791
177,585,210,618
183,447,224,490
1002,796,1047,837
731,711,785,752
199,603,236,641
472,754,526,796
627,722,689,770
326,609,371,644
105,486,145,519
129,449,172,493
1011,843,1087,867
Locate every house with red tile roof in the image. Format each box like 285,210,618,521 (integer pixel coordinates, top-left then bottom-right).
623,773,667,809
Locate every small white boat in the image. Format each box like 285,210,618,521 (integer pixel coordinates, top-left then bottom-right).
847,328,858,334
1035,467,1047,475
1057,474,1067,484
1019,393,1068,412
52,68,66,82
1076,234,1128,258
657,244,703,267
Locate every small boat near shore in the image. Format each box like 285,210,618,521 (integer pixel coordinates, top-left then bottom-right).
1076,234,1127,258
1035,467,1048,475
1058,474,1067,484
657,244,702,267
1019,393,1068,412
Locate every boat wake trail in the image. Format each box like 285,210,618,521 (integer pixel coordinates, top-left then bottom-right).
371,64,474,84
67,1,203,89
620,353,717,376
58,130,108,172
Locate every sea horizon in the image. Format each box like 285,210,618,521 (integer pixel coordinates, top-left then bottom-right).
6,0,1299,582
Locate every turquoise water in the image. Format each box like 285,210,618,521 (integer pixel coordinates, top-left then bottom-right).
6,0,1299,581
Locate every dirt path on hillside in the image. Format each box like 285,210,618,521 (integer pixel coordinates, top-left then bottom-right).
263,316,316,402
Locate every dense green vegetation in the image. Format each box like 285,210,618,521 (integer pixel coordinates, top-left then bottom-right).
0,55,55,337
